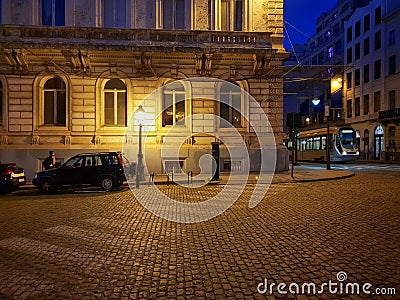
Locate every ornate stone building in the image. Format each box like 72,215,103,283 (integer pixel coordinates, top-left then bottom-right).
0,0,288,180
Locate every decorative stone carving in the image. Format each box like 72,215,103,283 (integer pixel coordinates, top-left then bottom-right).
253,54,268,76
170,64,178,76
134,52,152,74
195,53,213,76
71,50,90,74
110,63,117,74
230,65,236,79
156,136,164,144
64,135,71,145
5,49,28,72
92,135,101,145
125,136,134,144
31,135,40,145
0,135,8,145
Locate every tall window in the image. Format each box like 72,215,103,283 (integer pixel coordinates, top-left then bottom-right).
389,30,395,46
355,20,361,37
221,0,243,31
389,90,396,110
374,31,381,50
389,55,396,75
346,72,352,89
374,6,381,25
43,78,66,126
355,43,360,60
374,91,381,112
104,79,126,126
220,82,242,128
162,81,186,127
347,47,352,64
42,0,65,26
364,14,370,32
104,0,126,28
355,69,360,86
363,37,370,56
355,97,360,116
347,26,352,43
363,64,370,83
374,59,381,80
163,0,185,29
347,99,353,118
363,94,369,115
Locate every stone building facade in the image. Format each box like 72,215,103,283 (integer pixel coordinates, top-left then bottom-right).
0,0,288,180
344,0,400,160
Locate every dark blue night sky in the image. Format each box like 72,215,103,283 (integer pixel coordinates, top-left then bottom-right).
284,0,339,49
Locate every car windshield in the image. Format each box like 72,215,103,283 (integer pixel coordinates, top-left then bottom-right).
64,156,84,168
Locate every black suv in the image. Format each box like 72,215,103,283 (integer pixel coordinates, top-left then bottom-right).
32,152,127,193
0,163,26,193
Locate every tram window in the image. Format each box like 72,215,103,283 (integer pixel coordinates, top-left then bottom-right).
314,138,321,150
309,138,312,150
321,136,327,150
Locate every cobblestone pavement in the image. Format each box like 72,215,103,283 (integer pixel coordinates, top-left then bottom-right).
0,171,398,299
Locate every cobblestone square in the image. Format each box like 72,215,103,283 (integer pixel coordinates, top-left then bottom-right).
0,170,398,299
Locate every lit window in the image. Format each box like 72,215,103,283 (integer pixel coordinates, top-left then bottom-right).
220,82,242,128
162,81,186,127
42,0,65,26
104,0,126,28
328,47,334,58
220,0,243,31
326,31,331,39
43,78,66,126
104,79,126,126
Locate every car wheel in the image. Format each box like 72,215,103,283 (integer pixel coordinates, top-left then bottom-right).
40,179,54,194
100,176,115,191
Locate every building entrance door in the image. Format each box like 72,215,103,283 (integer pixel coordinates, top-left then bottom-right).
374,125,384,159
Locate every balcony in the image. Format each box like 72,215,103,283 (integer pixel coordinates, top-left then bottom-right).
0,25,273,54
378,108,400,125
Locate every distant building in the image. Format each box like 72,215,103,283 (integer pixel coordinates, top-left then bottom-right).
344,0,400,160
0,0,289,180
284,0,370,130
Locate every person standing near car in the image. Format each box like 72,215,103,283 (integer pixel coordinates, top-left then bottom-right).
43,151,56,170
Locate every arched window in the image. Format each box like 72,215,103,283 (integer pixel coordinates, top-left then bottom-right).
43,78,66,126
103,0,127,28
104,79,126,126
42,0,65,26
219,82,242,128
162,81,186,127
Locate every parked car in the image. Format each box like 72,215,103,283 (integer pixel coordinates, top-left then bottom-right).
0,163,27,193
32,152,128,193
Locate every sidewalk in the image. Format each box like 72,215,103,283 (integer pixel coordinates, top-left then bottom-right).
135,164,354,186
20,165,354,191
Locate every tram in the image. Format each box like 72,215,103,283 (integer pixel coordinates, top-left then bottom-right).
293,126,359,162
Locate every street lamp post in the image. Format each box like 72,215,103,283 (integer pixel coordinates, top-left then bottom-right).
327,77,342,170
135,105,145,188
325,103,331,170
